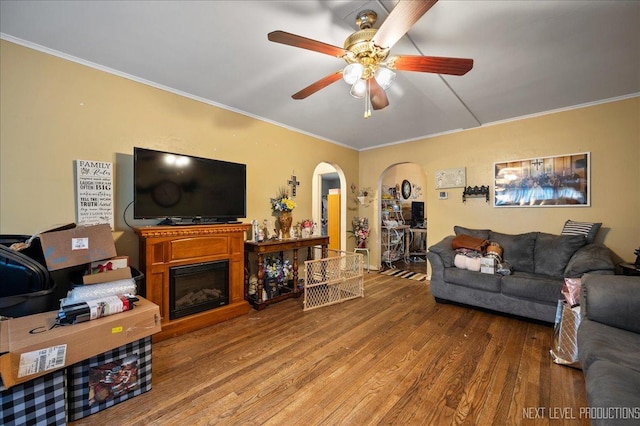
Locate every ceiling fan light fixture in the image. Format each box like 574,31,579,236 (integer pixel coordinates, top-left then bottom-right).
375,67,396,90
350,79,367,98
343,63,364,85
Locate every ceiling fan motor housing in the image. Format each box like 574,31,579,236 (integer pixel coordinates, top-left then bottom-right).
342,9,390,77
344,29,390,77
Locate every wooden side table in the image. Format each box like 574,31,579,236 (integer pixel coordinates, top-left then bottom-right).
619,263,640,276
244,236,329,310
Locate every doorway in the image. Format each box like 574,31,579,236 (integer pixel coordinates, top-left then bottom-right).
312,163,347,252
379,163,427,272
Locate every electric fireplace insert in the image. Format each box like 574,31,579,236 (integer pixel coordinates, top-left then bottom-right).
169,260,229,320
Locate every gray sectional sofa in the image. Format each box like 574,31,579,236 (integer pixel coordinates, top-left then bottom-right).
577,274,640,426
426,226,615,323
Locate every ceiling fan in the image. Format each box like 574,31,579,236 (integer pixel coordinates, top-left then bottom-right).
267,0,473,118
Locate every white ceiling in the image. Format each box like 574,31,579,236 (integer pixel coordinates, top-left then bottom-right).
1,0,639,151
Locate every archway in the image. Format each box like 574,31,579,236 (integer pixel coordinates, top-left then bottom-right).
312,162,347,252
378,162,428,270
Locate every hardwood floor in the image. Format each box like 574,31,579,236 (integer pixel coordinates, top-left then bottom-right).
71,273,589,425
385,256,429,274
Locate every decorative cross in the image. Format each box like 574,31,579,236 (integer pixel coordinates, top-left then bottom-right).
288,172,300,197
531,158,543,171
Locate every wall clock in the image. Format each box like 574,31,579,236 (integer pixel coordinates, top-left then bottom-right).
152,180,182,207
401,179,412,199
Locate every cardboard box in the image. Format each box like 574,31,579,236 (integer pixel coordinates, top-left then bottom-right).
67,336,152,421
39,223,117,271
0,297,160,389
0,368,66,425
82,266,133,285
480,257,496,274
89,256,130,274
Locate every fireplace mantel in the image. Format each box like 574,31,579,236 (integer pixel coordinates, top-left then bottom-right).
134,223,251,341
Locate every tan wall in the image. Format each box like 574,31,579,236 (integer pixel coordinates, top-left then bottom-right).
359,97,640,271
0,41,359,267
381,163,427,205
2,41,639,273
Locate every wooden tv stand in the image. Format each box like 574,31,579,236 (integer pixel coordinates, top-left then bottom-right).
134,223,251,342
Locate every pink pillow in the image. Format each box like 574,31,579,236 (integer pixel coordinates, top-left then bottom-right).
454,254,468,269
467,257,481,272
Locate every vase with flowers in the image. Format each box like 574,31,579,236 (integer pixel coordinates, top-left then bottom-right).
271,187,296,238
349,217,370,248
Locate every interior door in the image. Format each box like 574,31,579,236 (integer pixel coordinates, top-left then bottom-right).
327,191,340,251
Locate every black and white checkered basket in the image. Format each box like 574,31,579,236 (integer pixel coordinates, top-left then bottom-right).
66,336,152,421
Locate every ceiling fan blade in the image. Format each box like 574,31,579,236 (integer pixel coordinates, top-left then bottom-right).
372,0,438,49
268,31,347,58
369,78,389,110
292,71,344,99
389,55,474,76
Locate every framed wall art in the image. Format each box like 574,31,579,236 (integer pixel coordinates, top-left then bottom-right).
435,167,466,189
494,152,590,207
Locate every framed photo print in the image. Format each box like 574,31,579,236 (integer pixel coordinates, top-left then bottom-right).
494,152,590,207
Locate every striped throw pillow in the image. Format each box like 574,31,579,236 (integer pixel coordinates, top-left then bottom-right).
561,220,602,243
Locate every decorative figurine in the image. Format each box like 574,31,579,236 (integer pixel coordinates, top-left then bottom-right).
262,219,270,239
252,219,259,242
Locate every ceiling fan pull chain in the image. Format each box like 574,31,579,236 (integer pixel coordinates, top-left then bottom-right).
364,79,372,118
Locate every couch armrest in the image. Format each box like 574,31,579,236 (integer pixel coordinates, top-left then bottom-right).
581,273,640,334
564,243,615,277
427,235,456,268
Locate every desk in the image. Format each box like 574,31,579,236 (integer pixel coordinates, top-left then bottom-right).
409,228,427,258
244,236,329,310
619,263,640,276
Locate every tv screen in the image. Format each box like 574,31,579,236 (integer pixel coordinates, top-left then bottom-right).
133,147,246,222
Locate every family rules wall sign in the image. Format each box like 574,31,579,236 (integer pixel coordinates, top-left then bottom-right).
75,160,114,228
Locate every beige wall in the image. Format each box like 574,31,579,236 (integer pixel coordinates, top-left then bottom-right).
0,41,359,267
359,97,640,271
2,40,639,272
381,163,427,205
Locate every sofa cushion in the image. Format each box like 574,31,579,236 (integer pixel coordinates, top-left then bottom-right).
454,226,490,240
577,318,640,373
488,231,537,273
561,219,602,244
582,360,640,426
565,244,615,277
444,268,501,292
427,235,456,267
534,233,586,278
581,274,640,334
500,272,563,304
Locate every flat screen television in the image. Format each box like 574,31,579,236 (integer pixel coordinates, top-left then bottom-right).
133,147,246,224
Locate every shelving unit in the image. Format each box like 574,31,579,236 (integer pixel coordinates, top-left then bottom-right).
381,224,408,268
381,198,409,268
381,198,405,223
